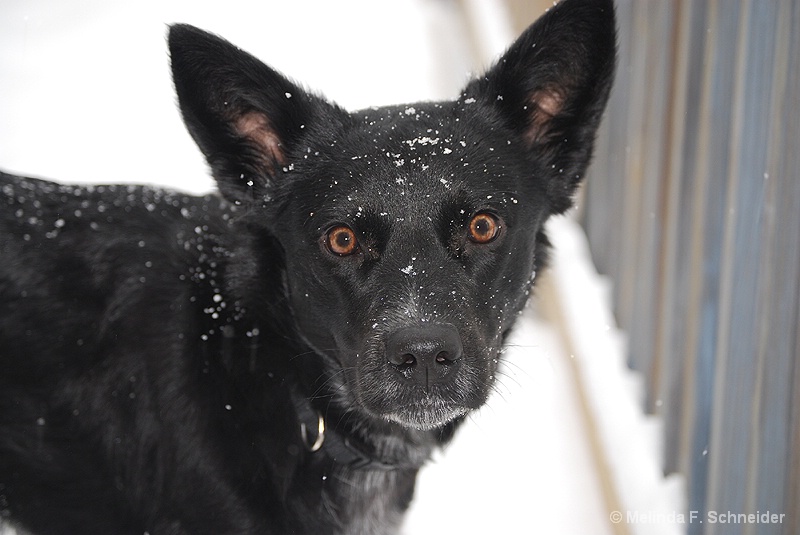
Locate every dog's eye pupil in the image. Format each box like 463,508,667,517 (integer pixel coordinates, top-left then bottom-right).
468,213,500,244
326,226,359,256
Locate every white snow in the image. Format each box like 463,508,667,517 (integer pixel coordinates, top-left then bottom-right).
0,0,472,194
543,216,686,535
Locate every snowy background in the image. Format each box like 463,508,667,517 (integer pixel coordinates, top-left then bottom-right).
0,0,475,193
1,1,682,534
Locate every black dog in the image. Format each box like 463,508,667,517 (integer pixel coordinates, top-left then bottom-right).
0,1,615,533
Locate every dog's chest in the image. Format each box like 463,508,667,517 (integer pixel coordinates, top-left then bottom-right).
334,470,410,535
288,468,414,535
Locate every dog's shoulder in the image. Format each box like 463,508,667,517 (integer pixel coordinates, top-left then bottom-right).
1,171,239,369
1,171,232,277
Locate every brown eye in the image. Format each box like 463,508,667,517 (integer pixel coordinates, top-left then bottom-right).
468,212,500,244
325,225,359,256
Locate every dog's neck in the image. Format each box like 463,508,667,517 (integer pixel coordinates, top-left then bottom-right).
288,389,443,535
289,385,437,472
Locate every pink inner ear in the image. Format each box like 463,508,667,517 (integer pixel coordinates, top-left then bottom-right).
525,87,565,145
235,111,287,167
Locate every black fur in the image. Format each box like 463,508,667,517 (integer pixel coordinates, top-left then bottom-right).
0,1,615,533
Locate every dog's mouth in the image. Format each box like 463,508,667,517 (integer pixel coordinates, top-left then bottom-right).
356,370,489,431
381,395,472,431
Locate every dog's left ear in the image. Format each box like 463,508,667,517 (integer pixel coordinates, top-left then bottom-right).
463,0,616,214
168,24,345,205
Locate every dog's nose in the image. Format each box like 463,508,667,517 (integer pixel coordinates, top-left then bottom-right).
385,324,463,388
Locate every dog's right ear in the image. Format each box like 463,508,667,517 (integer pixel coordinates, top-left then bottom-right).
168,24,343,205
461,0,616,215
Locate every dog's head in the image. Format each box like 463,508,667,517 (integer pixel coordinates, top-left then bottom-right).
169,0,615,430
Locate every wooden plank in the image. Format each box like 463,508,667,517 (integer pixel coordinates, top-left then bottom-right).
676,3,743,531
657,0,707,476
754,3,800,533
581,0,635,285
626,1,675,409
749,0,797,524
783,7,800,535
705,2,781,533
614,0,649,343
668,0,711,479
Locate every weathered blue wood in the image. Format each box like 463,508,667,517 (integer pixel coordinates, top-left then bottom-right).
749,3,800,533
684,3,743,532
582,0,635,296
706,3,781,534
577,0,798,532
659,0,710,478
627,0,674,408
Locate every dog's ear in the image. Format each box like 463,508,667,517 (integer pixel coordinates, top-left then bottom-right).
462,0,616,214
168,24,343,205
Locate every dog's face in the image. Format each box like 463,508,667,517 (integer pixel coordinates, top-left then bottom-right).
169,0,615,430
275,105,548,429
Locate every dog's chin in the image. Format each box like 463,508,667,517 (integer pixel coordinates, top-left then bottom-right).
381,402,471,431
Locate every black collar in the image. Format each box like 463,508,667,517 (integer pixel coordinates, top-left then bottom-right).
291,388,430,472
